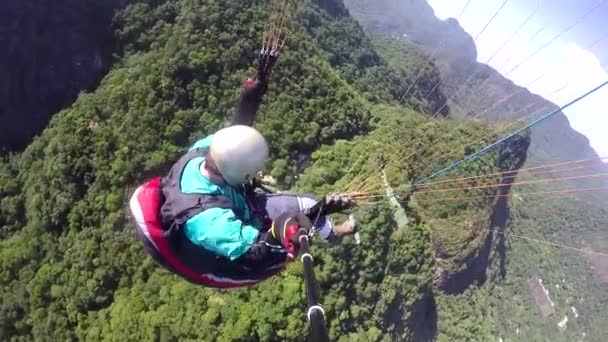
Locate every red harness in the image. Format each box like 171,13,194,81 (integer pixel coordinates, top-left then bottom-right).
129,178,270,289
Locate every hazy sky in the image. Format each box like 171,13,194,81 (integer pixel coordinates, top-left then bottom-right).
427,0,608,156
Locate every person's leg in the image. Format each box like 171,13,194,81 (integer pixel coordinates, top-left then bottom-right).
280,194,358,245
263,193,336,239
262,193,360,246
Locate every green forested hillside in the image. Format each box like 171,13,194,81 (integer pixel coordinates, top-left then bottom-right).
343,1,608,341
1,0,607,341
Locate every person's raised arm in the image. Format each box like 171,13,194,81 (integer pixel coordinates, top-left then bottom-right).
231,79,268,127
231,45,281,126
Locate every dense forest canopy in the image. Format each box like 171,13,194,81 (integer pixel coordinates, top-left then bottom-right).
1,0,606,341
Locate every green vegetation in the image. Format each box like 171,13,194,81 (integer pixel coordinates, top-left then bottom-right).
0,0,443,340
1,0,607,341
428,197,608,342
370,37,447,115
344,2,608,339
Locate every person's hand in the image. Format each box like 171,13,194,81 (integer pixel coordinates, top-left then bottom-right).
240,78,268,102
271,212,313,258
324,193,356,214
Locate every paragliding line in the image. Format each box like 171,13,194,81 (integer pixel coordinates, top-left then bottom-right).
417,156,608,188
431,0,513,116
413,80,608,187
416,171,608,194
419,185,608,204
496,230,608,257
398,0,473,105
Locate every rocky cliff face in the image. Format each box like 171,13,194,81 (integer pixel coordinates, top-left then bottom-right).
343,0,602,170
345,0,477,64
0,0,128,151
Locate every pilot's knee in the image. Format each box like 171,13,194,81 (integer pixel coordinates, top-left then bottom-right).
298,195,317,210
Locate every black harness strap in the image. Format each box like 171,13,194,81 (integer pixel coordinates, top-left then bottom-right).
159,148,234,238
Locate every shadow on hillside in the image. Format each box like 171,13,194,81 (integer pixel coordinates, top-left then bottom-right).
441,131,530,294
409,288,438,342
481,174,513,281
383,281,437,341
440,172,516,295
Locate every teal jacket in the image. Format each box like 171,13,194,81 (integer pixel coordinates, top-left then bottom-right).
181,135,262,260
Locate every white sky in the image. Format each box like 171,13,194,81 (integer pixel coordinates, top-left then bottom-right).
428,0,608,157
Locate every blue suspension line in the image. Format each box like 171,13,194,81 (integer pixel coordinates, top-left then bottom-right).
413,80,608,187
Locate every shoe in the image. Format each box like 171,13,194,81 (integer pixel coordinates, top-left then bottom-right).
325,193,356,214
333,214,357,236
325,215,358,246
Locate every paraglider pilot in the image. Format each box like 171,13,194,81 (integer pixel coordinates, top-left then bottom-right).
129,78,357,289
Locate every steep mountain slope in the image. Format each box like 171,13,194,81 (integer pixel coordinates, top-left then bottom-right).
343,1,608,340
0,0,128,151
343,0,603,170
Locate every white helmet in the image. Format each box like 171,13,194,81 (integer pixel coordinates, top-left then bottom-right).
209,125,269,186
